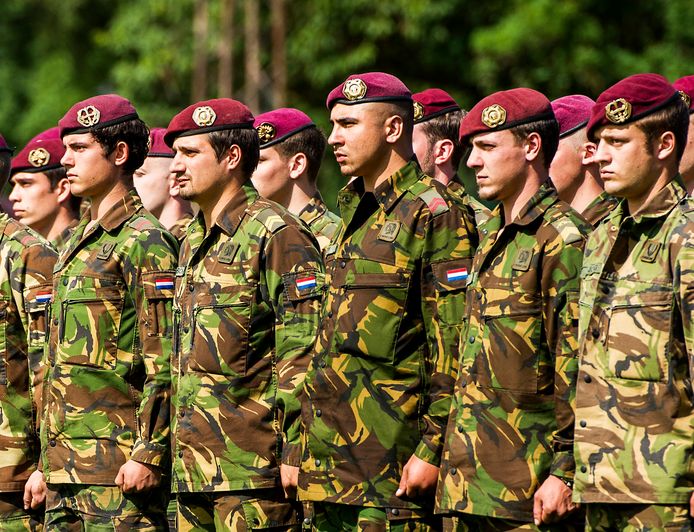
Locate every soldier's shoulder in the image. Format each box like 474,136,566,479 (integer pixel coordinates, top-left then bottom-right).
543,201,590,245
2,216,51,249
407,177,453,218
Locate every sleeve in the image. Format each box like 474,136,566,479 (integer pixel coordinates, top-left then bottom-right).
541,231,586,480
123,228,179,467
263,224,324,467
415,201,477,465
676,239,694,406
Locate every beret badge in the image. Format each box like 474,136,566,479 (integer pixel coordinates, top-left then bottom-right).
605,98,632,124
76,105,101,128
342,79,367,101
256,123,276,143
413,102,424,121
28,148,50,168
192,106,217,127
481,104,506,128
678,90,691,108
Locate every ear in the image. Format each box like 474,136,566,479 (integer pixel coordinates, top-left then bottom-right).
655,131,676,161
384,114,404,144
168,173,181,197
523,132,542,162
55,177,72,205
433,139,454,166
222,144,243,171
288,153,308,180
580,141,597,165
112,140,130,168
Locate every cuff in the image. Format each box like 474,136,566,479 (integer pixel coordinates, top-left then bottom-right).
550,450,575,480
131,440,168,467
414,439,441,467
281,442,302,467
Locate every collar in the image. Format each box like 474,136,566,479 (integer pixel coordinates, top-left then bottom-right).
209,181,259,236
90,189,144,232
491,180,559,228
629,177,687,223
299,193,329,225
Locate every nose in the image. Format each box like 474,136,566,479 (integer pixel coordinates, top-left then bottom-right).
328,126,341,148
593,140,609,166
170,152,185,175
8,183,20,202
60,150,73,168
467,147,482,169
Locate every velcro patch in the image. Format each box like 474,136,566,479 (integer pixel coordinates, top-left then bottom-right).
378,221,401,242
97,242,116,260
155,277,175,290
512,249,533,271
640,241,661,263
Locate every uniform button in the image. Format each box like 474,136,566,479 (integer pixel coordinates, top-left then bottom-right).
62,278,68,286
183,326,189,334
303,517,312,525
580,420,587,428
178,450,184,458
476,292,482,300
457,425,463,433
315,409,322,417
468,336,475,344
450,467,457,475
339,261,346,269
581,465,587,473
188,285,194,292
314,459,321,467
482,229,488,235
601,285,610,294
327,311,333,318
179,409,185,418
591,328,600,339
583,375,592,384
49,439,56,447
53,318,59,326
391,508,399,516
319,360,327,368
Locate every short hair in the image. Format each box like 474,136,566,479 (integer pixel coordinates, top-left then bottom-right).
511,118,560,169
382,101,414,139
92,118,150,175
634,97,690,161
274,127,327,183
44,167,81,215
208,128,260,179
419,109,466,169
0,152,10,185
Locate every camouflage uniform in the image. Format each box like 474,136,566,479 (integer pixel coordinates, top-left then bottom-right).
298,161,477,521
573,178,694,525
447,174,492,229
40,191,177,528
49,219,79,253
0,213,57,531
436,181,590,524
167,212,194,243
171,182,323,529
297,193,340,252
579,191,619,228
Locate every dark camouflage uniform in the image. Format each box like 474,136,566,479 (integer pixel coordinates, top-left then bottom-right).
49,219,79,253
437,182,590,523
168,212,194,243
447,174,492,230
579,191,619,228
0,213,56,530
574,179,694,515
171,183,323,527
297,193,340,252
298,161,477,515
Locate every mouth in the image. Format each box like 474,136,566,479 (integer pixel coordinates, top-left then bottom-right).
333,152,347,164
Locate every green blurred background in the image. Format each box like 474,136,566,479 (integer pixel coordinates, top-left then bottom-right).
2,0,692,208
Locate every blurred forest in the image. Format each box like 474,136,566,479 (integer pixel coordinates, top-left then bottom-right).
2,0,693,206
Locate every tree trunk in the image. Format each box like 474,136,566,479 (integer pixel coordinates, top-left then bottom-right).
270,0,286,107
244,0,261,112
217,0,234,98
192,0,209,101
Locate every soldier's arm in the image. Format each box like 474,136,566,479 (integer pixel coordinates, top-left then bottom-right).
123,228,178,468
264,224,324,467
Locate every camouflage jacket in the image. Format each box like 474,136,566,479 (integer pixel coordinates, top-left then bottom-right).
574,178,694,504
49,219,80,253
168,212,194,243
447,174,493,230
40,191,178,485
298,161,477,509
437,182,590,521
580,191,619,228
298,193,341,252
171,182,323,493
0,214,56,491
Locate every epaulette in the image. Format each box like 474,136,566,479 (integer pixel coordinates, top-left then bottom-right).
253,207,287,234
546,207,584,245
416,187,450,217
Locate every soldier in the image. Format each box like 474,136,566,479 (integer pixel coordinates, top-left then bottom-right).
573,73,694,530
673,76,694,194
164,98,324,531
412,88,491,227
550,95,619,227
298,72,477,530
134,127,194,242
10,127,80,251
34,94,178,530
0,134,57,531
436,88,590,530
252,108,340,251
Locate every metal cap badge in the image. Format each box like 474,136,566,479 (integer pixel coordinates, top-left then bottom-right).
28,148,50,167
481,104,507,128
76,105,101,128
256,123,276,144
413,101,424,122
342,79,367,101
605,98,632,124
192,106,217,127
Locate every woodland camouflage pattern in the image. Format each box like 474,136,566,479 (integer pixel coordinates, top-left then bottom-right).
579,191,620,228
574,178,694,505
446,174,491,230
168,212,194,243
40,191,178,485
297,193,341,252
0,213,56,491
171,182,323,493
437,182,590,521
298,161,477,509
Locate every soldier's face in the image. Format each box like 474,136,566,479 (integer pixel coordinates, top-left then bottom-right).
8,171,63,236
328,103,390,179
467,129,528,202
252,146,291,205
412,124,435,176
594,123,660,200
679,113,694,189
549,133,585,199
134,156,174,218
171,134,231,206
61,132,120,199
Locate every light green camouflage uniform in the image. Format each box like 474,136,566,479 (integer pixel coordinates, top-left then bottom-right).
436,182,590,524
298,161,477,523
0,213,57,531
297,193,340,253
40,191,177,528
573,178,694,526
171,182,323,529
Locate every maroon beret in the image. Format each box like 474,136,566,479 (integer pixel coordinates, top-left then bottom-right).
0,134,11,154
459,88,555,145
164,98,254,147
11,127,65,174
59,94,139,138
326,72,411,109
587,73,681,140
551,95,596,138
673,75,694,113
254,108,316,148
412,88,461,124
148,127,174,157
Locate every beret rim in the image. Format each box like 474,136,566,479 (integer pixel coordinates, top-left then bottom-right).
11,163,63,174
461,110,556,143
147,153,175,158
559,119,589,139
328,95,413,109
259,123,316,148
0,147,14,154
413,105,461,125
60,112,140,138
164,122,254,147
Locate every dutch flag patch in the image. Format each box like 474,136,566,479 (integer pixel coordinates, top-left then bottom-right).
296,276,317,291
155,277,175,290
35,290,52,303
446,267,468,282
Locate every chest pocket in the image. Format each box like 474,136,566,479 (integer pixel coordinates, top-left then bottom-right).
430,258,472,326
605,285,673,382
58,283,125,370
25,285,52,350
190,284,253,376
335,270,410,363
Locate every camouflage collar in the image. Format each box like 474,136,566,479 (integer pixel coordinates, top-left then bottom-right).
580,191,619,227
628,176,687,222
213,181,259,236
91,190,144,232
298,193,328,226
501,180,558,227
372,161,423,213
51,218,80,251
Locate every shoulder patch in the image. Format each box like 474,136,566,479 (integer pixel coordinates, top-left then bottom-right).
547,210,584,245
417,188,450,217
129,217,155,232
254,207,287,234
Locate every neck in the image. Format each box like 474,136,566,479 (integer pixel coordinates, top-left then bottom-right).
501,168,546,226
159,197,194,231
432,163,455,187
569,169,605,214
627,168,675,215
89,179,131,221
362,148,412,192
200,176,244,229
44,208,79,242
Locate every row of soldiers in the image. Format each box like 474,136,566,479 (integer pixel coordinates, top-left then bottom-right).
0,70,693,531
